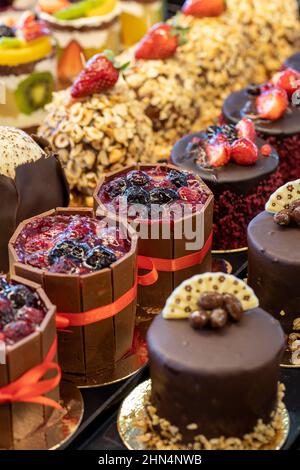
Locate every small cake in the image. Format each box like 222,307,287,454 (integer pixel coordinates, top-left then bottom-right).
0,275,60,449
9,208,138,379
120,0,163,48
171,118,282,250
146,273,285,449
36,0,121,86
38,53,154,197
248,179,300,339
223,68,300,183
0,126,69,273
94,164,214,311
0,12,57,131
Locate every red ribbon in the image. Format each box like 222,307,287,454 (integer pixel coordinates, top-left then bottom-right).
138,232,213,286
0,338,61,409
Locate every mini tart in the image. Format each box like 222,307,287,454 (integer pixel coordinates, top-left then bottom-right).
0,37,53,66
0,275,58,449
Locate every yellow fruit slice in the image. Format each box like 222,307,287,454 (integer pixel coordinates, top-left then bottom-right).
0,36,52,66
86,0,117,17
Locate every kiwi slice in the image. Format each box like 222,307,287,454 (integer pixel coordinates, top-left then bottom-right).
53,0,105,20
15,72,54,115
0,37,24,49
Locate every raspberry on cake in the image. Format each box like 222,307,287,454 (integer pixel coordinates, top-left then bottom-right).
9,208,138,380
171,119,282,250
0,12,57,131
0,126,69,273
0,275,60,449
36,0,121,86
94,164,214,312
145,273,285,449
223,68,300,183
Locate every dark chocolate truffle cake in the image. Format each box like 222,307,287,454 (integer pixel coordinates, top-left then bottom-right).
223,70,300,183
147,273,285,447
248,179,300,339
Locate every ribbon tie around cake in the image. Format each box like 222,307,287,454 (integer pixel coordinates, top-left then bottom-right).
0,337,61,409
55,231,212,327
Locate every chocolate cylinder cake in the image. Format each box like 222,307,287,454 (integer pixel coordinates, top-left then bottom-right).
223,69,300,183
248,179,300,337
0,275,60,449
171,119,282,250
147,273,285,446
94,164,214,312
0,126,69,273
9,207,138,379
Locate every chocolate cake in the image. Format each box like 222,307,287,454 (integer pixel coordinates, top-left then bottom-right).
0,275,60,449
284,52,300,72
0,126,69,273
9,207,138,379
171,119,282,250
94,164,214,312
147,273,285,446
223,72,300,182
248,179,300,335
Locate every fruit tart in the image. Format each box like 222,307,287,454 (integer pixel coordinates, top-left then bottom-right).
36,0,121,86
0,12,57,131
9,207,138,379
94,164,214,312
171,118,282,250
0,275,60,449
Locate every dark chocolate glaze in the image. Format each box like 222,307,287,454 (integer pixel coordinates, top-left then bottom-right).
147,311,284,442
171,134,279,195
223,89,300,136
248,211,300,333
284,52,300,72
0,137,69,273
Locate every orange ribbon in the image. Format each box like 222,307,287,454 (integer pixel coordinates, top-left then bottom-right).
138,231,213,286
0,338,61,409
56,280,138,328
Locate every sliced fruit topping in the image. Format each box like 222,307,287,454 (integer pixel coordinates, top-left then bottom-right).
38,0,71,14
205,141,230,168
178,186,201,203
86,0,116,17
15,72,54,115
256,87,288,121
270,68,300,98
127,170,150,186
235,117,256,141
166,169,188,188
53,0,106,20
149,187,179,204
124,186,150,205
71,50,126,99
182,0,225,18
230,138,258,166
0,36,24,49
48,239,89,264
58,40,84,84
3,320,35,343
0,36,52,66
84,244,117,270
16,306,45,324
135,23,186,60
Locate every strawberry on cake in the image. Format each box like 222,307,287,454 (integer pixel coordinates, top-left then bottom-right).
171,118,283,250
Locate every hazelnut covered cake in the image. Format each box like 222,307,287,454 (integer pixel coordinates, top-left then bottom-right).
146,273,285,449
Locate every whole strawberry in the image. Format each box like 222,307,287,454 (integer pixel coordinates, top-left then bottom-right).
71,51,125,99
205,141,231,168
135,23,185,60
271,68,300,98
256,87,288,121
230,139,258,166
182,0,225,17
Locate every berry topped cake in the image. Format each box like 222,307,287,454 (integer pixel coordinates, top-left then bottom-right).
39,52,154,197
145,273,285,449
248,180,300,347
223,68,300,182
14,213,131,274
36,0,121,85
95,164,214,312
0,275,60,449
0,126,69,273
0,12,56,131
171,118,282,250
9,208,138,380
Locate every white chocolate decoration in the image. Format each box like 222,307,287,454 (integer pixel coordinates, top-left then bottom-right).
265,179,300,213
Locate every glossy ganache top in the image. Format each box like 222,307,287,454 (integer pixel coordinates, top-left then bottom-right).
223,89,300,136
171,133,279,195
147,309,284,375
284,52,300,72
